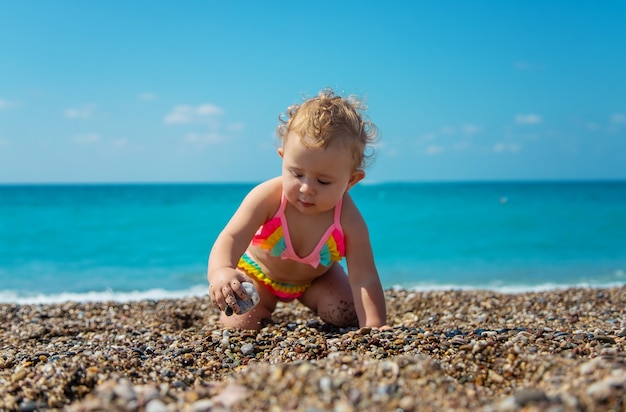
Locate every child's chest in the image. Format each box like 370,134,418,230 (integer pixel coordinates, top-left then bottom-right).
283,211,334,257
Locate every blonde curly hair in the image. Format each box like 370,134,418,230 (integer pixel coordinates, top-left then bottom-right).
277,88,378,170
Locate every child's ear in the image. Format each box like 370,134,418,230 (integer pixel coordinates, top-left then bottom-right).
277,147,284,158
347,170,365,190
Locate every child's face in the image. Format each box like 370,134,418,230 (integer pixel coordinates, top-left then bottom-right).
278,132,364,214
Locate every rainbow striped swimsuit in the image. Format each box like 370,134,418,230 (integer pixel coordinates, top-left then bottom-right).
251,193,346,268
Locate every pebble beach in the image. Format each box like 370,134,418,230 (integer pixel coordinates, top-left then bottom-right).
1,286,624,411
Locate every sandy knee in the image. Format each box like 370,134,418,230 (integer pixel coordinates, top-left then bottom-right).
317,299,358,328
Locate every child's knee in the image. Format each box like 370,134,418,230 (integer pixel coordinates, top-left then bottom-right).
318,299,358,328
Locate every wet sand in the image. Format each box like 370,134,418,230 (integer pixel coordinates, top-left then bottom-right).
1,286,625,411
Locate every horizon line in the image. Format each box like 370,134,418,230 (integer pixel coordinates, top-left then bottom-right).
1,177,626,187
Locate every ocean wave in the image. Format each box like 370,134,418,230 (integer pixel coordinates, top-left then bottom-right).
396,279,626,294
0,285,209,305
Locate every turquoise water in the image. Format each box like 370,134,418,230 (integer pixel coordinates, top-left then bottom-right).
1,181,625,303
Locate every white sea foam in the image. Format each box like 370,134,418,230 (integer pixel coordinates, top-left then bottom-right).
0,285,209,304
396,280,625,294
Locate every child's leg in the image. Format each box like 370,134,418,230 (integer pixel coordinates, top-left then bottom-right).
298,263,358,328
220,278,278,330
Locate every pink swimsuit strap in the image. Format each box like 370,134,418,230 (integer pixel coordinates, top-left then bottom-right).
251,193,346,268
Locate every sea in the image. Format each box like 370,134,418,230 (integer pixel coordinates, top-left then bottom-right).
1,181,625,304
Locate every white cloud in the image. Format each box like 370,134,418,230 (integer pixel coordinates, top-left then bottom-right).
72,134,131,151
437,124,481,137
196,104,222,116
0,99,20,110
164,104,224,124
418,132,437,142
415,124,481,155
138,92,158,101
65,104,95,119
425,145,443,155
611,113,626,124
462,124,480,135
493,142,521,153
184,132,223,145
515,114,542,125
227,122,245,132
73,133,100,144
383,147,400,157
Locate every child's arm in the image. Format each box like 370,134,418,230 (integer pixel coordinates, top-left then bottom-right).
342,196,387,328
208,178,281,314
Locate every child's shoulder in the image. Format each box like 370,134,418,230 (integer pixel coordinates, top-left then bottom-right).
250,177,282,196
339,192,367,228
243,177,283,208
340,191,359,212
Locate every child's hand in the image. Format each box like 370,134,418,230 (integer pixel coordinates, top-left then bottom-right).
209,269,251,315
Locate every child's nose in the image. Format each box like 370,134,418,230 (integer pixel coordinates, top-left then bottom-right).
299,181,314,195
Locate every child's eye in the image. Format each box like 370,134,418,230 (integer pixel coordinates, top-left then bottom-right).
291,171,303,178
318,179,331,185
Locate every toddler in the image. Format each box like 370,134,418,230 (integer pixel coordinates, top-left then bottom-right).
208,88,387,330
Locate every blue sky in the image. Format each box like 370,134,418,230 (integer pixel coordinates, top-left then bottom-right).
1,1,625,183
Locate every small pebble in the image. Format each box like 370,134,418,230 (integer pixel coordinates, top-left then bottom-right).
240,343,255,356
145,399,169,412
